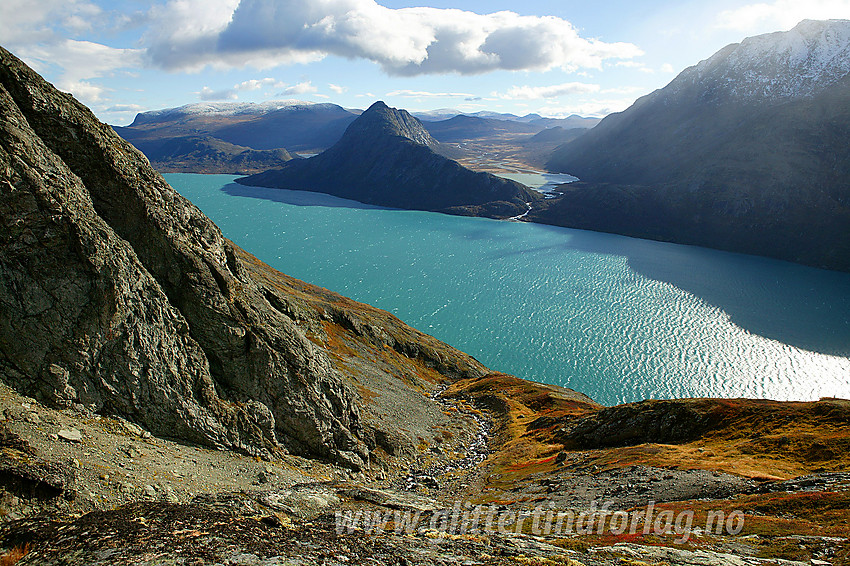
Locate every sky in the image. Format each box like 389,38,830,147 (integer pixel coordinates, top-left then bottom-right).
2,0,850,125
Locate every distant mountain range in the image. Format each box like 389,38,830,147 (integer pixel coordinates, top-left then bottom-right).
424,115,541,143
539,19,850,271
114,101,597,173
114,101,359,171
414,108,600,129
237,101,541,218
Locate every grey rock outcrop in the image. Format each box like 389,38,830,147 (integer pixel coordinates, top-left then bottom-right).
0,46,367,468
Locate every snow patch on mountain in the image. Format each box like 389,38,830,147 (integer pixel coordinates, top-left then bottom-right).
672,19,850,102
134,100,331,122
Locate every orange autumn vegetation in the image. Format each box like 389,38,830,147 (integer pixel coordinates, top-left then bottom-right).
449,374,849,487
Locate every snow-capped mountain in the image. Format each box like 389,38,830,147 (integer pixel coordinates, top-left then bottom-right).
132,100,333,124
670,19,850,102
541,19,850,272
116,101,359,154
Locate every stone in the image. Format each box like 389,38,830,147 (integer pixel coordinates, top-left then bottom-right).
0,451,76,500
119,420,144,437
259,489,341,519
163,488,180,504
123,446,142,459
57,429,82,443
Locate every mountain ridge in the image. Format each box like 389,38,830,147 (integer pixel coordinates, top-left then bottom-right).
541,19,850,271
238,101,541,218
115,101,359,154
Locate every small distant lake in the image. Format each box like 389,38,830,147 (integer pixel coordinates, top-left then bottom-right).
167,173,850,406
494,171,578,193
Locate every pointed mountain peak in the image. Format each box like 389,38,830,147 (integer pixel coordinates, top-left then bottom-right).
347,101,437,147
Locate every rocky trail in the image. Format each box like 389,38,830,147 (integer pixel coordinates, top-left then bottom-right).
402,386,492,492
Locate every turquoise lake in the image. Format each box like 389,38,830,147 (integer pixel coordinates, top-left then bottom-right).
166,173,850,406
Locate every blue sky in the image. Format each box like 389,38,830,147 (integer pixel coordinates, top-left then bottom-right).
2,0,849,125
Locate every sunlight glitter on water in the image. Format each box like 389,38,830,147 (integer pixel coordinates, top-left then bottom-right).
168,174,850,406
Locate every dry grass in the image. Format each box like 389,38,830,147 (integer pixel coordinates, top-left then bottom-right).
573,398,850,480
0,544,30,566
446,373,598,494
454,373,849,485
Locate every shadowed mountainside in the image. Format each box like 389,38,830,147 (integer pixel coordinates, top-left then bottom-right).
540,20,850,272
127,135,297,174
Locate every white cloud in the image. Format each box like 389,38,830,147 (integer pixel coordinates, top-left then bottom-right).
0,0,142,106
660,63,675,73
144,0,642,75
537,97,638,118
499,82,600,100
58,80,108,102
15,39,143,105
386,89,476,98
328,83,348,94
279,81,317,95
105,104,146,113
236,77,284,90
614,60,657,73
601,86,648,95
0,0,103,46
198,86,239,100
717,0,850,33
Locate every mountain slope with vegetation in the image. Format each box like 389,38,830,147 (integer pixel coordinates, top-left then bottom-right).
0,46,495,471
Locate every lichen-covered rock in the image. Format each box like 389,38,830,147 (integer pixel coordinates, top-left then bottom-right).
0,45,367,468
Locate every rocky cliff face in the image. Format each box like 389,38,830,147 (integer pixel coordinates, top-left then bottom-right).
238,101,541,218
0,46,386,469
542,20,850,271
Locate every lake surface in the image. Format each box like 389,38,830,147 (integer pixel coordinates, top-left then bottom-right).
494,171,578,194
167,174,850,406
